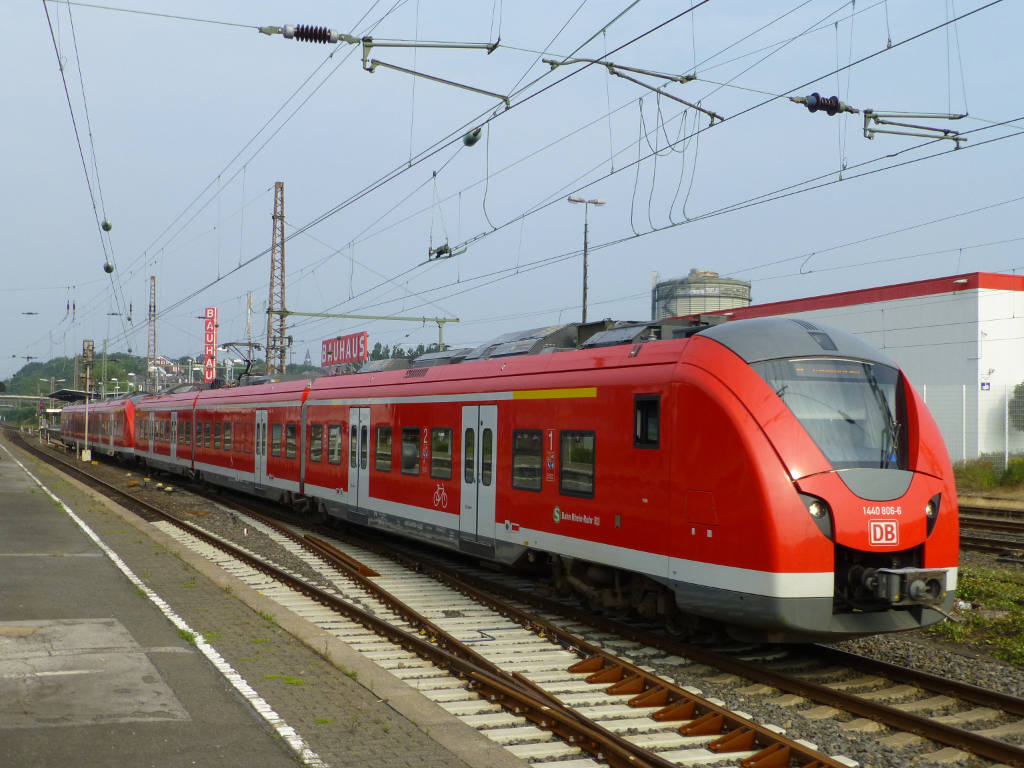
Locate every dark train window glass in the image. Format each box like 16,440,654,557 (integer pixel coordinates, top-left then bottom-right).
309,424,323,463
327,425,342,465
286,423,297,459
401,427,420,475
512,430,542,491
271,423,282,457
375,426,392,472
430,428,452,480
634,395,660,448
360,425,368,470
224,422,232,451
213,422,221,450
752,358,908,471
204,422,211,448
560,431,595,498
481,428,493,487
350,424,358,469
463,428,475,483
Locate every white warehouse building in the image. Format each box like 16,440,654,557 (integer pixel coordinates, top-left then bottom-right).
722,272,1024,465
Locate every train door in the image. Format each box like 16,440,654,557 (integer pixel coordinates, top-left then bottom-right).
254,410,268,487
171,413,178,460
348,407,370,508
148,413,155,458
460,405,497,546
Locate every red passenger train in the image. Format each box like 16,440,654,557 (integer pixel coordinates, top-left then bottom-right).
60,317,959,641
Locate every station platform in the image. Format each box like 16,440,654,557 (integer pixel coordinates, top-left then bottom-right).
0,435,523,768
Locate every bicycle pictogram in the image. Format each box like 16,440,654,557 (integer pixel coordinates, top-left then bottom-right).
433,483,448,509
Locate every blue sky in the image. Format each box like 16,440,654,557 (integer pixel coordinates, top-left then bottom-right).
5,0,1022,379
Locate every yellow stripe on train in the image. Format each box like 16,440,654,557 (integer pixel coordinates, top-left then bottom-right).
513,387,597,400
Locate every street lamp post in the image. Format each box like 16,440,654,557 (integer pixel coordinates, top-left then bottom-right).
111,378,119,395
127,372,136,392
567,195,606,324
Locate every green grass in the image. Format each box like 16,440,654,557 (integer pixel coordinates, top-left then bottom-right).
954,456,1024,493
177,628,196,645
314,718,334,725
264,674,306,685
253,637,270,644
926,565,1024,665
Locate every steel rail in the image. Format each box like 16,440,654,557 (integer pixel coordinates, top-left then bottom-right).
360,536,1024,768
807,645,1024,717
232,506,844,768
960,514,1024,534
960,533,1024,555
8,432,822,768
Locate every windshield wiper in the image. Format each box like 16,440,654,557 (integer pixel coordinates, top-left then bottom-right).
864,366,900,468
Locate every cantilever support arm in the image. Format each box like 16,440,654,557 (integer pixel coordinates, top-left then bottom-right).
365,59,510,106
863,111,967,145
543,57,717,123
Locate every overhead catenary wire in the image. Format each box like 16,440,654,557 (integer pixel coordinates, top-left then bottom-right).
281,116,1024,343
128,2,716,335
72,0,715,355
32,1,1008,364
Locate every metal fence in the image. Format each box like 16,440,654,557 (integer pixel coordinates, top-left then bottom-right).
920,384,1024,468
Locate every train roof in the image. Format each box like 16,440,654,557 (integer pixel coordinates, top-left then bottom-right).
700,316,899,368
61,393,144,413
116,316,900,411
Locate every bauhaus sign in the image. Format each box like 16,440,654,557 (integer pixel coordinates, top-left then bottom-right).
322,332,369,366
203,307,218,382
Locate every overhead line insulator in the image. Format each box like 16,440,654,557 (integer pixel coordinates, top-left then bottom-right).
287,24,340,44
789,92,859,116
259,24,359,45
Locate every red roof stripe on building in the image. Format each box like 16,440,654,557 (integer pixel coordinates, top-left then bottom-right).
720,272,1024,319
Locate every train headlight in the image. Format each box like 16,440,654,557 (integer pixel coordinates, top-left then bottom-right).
925,493,941,536
799,493,834,541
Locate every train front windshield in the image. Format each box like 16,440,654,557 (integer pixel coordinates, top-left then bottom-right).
752,357,906,470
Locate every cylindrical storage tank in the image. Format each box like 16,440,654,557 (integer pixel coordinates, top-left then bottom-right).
651,269,751,319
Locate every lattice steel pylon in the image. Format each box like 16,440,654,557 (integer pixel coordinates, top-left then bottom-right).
265,181,287,375
146,275,157,392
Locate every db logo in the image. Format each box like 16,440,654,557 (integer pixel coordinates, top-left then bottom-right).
869,520,899,546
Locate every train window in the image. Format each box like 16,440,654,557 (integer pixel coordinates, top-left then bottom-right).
204,422,211,448
482,429,493,487
271,423,282,457
559,431,595,498
224,422,232,451
309,425,323,463
214,423,221,450
360,425,368,470
181,420,189,446
401,427,420,475
350,425,358,469
463,428,475,483
430,428,452,480
634,395,660,448
286,423,297,459
327,425,342,465
375,426,393,472
512,430,542,491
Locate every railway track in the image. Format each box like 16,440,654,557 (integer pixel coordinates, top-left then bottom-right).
12,428,1024,767
6,429,849,768
959,503,1024,556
